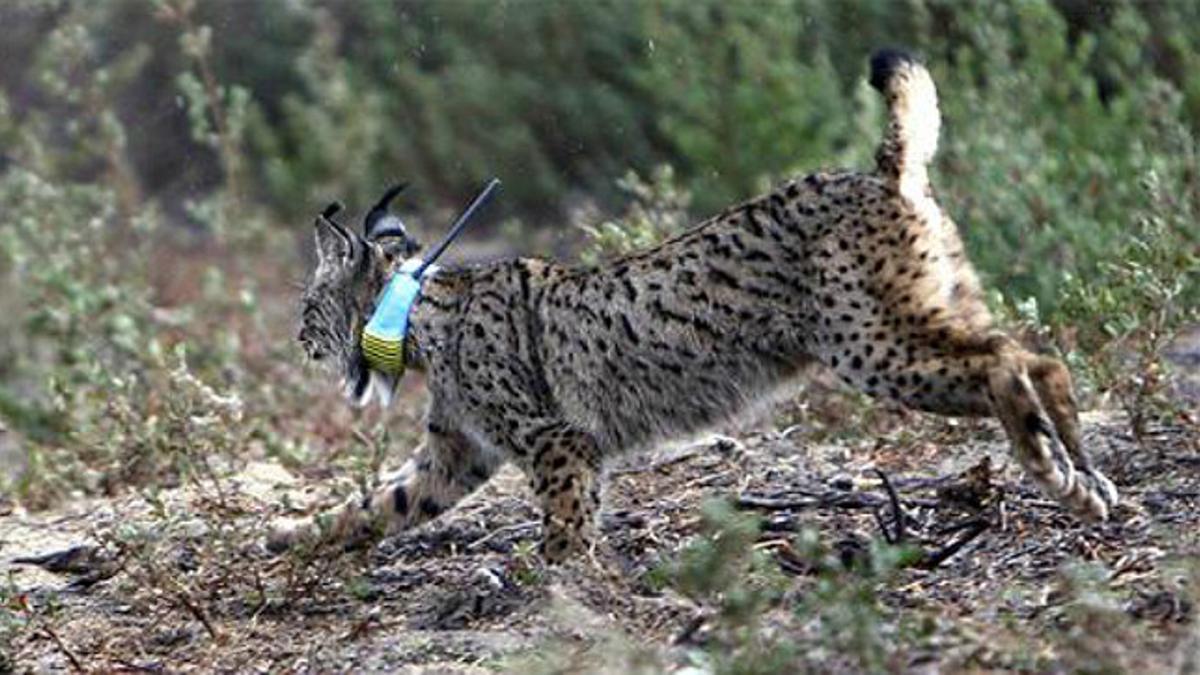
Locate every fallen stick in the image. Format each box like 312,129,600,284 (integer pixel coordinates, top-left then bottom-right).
874,469,905,543
610,443,719,476
736,491,938,512
913,519,989,570
39,623,85,673
467,520,539,551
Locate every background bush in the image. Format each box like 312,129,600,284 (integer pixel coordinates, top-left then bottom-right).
3,0,1197,305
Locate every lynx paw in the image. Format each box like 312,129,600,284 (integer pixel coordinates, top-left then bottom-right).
1024,419,1116,522
265,518,320,554
1068,469,1119,522
265,504,380,555
539,517,596,565
1025,417,1078,497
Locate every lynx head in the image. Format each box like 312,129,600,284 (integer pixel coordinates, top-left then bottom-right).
298,184,421,404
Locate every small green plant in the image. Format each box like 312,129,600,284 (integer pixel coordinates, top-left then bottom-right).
346,576,375,603
660,501,932,674
0,573,32,672
577,165,691,265
667,499,793,675
1060,169,1200,442
791,529,924,674
508,539,544,587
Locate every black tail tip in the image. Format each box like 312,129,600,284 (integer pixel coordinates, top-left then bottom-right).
869,48,920,92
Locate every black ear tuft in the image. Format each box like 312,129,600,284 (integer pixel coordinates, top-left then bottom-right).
869,48,919,92
322,201,345,220
364,183,408,238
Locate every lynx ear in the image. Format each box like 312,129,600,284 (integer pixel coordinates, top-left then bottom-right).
314,215,351,262
364,183,421,258
315,201,367,264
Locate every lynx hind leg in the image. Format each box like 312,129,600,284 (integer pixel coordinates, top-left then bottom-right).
267,428,501,553
987,353,1116,520
523,422,604,563
1026,355,1119,509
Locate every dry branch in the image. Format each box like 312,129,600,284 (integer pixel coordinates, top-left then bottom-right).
38,623,85,673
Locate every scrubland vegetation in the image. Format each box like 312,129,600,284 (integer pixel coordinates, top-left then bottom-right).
0,0,1197,671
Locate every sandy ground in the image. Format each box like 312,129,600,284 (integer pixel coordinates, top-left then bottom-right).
2,407,1197,673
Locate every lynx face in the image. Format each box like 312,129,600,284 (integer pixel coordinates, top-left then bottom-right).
299,216,374,400
298,191,421,404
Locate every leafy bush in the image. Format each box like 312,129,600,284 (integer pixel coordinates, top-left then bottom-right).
1060,169,1200,439
666,499,793,675
576,165,691,265
788,529,924,673
0,7,289,508
636,2,860,211
661,499,925,674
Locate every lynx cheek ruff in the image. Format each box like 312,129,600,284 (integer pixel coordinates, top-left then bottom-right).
360,178,502,383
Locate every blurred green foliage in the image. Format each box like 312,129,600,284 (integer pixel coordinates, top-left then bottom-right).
576,164,691,265
0,0,307,505
3,0,1198,308
0,9,1192,671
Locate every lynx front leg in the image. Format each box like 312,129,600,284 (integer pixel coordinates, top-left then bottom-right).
519,422,604,563
267,426,501,553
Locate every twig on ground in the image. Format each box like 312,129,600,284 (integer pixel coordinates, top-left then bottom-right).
1159,489,1200,499
467,520,540,551
889,475,959,492
611,437,740,477
168,582,222,641
610,447,708,476
113,541,224,642
682,469,736,490
874,469,905,543
738,493,872,511
736,491,938,512
913,518,989,570
39,623,85,673
111,659,165,673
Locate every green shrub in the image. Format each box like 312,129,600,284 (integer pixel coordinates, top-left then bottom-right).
577,165,691,265
667,499,793,675
0,9,275,507
1060,169,1200,439
635,1,859,213
662,500,925,674
7,0,1199,317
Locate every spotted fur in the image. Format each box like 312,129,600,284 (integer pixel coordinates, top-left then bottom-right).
277,50,1117,562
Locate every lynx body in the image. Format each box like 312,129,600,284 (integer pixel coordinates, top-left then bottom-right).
283,50,1117,561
